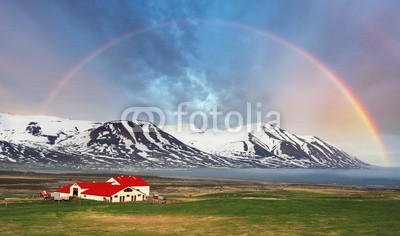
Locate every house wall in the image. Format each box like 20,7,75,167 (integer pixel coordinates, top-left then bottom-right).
106,177,150,197
81,194,108,202
79,188,146,203
111,188,145,203
133,186,150,196
68,183,88,197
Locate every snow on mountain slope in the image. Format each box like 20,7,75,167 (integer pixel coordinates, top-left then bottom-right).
0,112,99,147
56,120,233,168
162,123,367,168
0,113,367,169
162,124,250,153
0,113,236,168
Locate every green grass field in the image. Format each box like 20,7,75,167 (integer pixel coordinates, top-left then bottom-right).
1,189,399,235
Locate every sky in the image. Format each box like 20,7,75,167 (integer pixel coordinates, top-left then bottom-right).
0,0,399,166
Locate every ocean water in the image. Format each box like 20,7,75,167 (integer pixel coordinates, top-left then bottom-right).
3,164,399,189
137,167,400,189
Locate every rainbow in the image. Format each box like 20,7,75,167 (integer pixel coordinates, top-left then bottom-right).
38,21,175,114
38,19,390,165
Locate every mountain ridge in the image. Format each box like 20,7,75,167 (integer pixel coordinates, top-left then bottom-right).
0,113,368,169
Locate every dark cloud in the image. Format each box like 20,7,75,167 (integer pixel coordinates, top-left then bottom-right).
1,0,400,164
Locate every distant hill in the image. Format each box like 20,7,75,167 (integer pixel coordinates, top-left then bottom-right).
0,113,368,169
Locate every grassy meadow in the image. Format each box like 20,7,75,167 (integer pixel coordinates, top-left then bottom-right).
0,171,399,235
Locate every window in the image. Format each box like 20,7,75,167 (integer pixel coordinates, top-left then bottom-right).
114,195,118,198
126,195,130,197
124,188,133,192
138,194,141,196
83,195,86,197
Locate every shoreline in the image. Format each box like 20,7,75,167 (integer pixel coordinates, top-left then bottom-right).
0,169,399,192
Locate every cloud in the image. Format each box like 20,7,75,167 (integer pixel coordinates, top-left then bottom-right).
1,0,400,166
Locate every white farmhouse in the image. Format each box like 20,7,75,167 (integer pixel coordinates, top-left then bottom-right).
54,175,150,203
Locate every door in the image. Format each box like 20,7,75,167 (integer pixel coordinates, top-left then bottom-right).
134,195,136,202
73,188,78,197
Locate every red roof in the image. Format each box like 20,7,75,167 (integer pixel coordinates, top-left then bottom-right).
54,175,149,197
80,182,128,197
110,175,149,186
75,182,105,189
55,184,72,193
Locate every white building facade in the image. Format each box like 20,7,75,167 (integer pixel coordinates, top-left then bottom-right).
54,175,150,203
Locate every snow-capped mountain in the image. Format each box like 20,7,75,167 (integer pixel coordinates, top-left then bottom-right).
0,113,367,169
0,113,233,168
0,112,99,146
56,120,234,168
162,123,367,168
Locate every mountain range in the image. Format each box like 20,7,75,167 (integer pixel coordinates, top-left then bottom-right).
0,113,368,169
